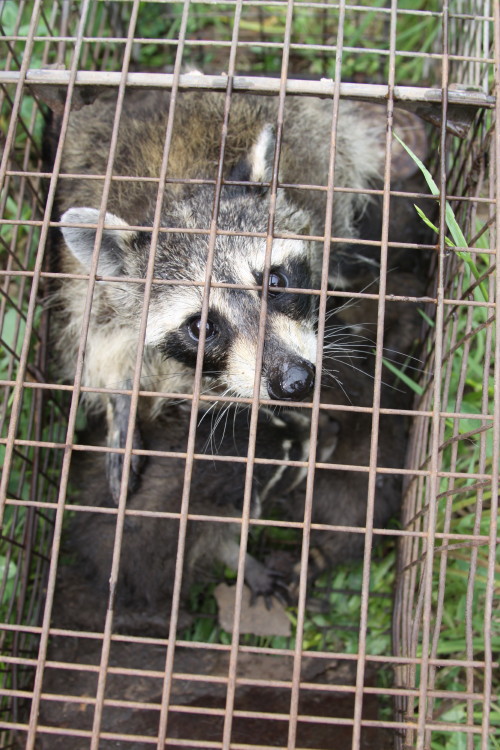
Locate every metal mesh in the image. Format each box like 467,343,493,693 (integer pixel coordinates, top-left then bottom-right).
0,2,498,749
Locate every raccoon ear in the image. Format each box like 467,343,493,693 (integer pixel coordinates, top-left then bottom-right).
248,124,277,184
60,207,135,276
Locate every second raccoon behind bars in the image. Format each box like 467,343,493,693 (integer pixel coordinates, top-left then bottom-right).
48,88,403,500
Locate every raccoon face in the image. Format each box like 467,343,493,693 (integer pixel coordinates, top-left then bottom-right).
150,229,318,402
60,127,318,402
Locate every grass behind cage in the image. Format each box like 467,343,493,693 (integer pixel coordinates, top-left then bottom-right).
0,0,442,81
131,0,442,81
0,1,498,746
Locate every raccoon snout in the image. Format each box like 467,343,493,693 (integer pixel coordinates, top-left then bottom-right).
267,360,315,402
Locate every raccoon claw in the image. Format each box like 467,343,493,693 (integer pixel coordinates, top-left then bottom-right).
265,577,291,609
245,559,290,608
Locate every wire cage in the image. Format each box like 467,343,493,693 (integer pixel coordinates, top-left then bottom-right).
0,1,498,749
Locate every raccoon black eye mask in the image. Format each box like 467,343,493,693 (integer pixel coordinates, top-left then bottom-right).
50,90,389,501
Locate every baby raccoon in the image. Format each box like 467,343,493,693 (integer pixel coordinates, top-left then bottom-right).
48,89,393,500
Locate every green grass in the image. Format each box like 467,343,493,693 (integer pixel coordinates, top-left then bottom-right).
381,134,499,747
133,0,442,83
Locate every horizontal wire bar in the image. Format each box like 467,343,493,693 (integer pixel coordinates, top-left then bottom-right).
0,70,495,107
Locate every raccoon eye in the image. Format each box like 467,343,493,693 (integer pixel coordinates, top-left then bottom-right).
187,316,217,342
268,271,288,295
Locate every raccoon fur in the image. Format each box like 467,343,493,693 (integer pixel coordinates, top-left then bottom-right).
55,404,312,635
47,89,396,501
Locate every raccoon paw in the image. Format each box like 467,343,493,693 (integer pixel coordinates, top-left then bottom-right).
245,557,290,609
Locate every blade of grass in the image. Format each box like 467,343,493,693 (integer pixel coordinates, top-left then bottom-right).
381,357,424,395
418,308,436,328
393,132,488,302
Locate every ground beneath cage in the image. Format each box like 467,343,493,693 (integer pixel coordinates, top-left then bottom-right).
38,637,392,749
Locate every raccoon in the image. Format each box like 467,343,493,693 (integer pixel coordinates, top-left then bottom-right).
48,89,392,501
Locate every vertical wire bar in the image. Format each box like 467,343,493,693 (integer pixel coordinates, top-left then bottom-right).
219,4,296,749
55,0,70,66
481,8,500,747
88,1,215,745
396,410,428,747
154,2,247,746
425,277,468,741
0,2,60,715
0,0,59,369
405,365,434,746
482,0,491,93
350,1,397,747
0,0,27,74
20,4,96,746
0,0,43,524
463,127,493,746
86,4,156,745
464,261,494,749
415,2,450,746
80,0,99,69
285,2,346,747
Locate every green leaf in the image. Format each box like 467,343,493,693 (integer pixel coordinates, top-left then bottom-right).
414,205,454,247
381,357,424,395
394,132,489,302
418,308,436,328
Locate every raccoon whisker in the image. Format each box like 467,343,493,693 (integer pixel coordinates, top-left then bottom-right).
324,338,425,364
207,399,235,454
102,372,187,390
323,337,375,350
231,402,247,453
323,341,374,355
323,331,376,347
271,404,281,419
323,323,375,335
323,325,374,336
198,386,233,427
323,338,427,377
323,355,406,394
321,368,352,404
322,344,374,358
323,342,374,354
322,355,368,365
328,276,382,317
167,380,226,409
230,404,239,450
101,369,226,392
325,345,427,378
220,402,235,452
376,354,428,377
201,388,235,453
154,375,229,409
323,325,376,340
323,356,427,386
323,307,368,323
380,347,425,367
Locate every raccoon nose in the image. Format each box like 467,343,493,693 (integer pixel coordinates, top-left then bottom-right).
268,361,315,401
